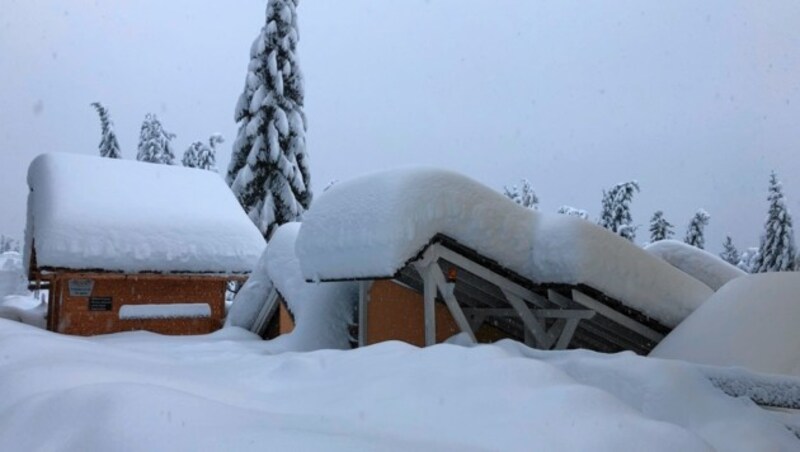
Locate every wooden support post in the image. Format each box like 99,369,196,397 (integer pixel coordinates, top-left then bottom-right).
502,289,552,348
358,281,372,347
429,265,477,343
570,289,663,343
420,265,437,346
554,318,581,350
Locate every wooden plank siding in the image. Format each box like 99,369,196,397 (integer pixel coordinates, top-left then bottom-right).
48,272,227,336
365,280,512,346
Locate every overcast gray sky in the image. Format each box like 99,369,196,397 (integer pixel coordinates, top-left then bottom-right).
2,0,800,253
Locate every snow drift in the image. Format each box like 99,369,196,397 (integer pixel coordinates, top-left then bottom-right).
644,240,745,291
651,272,800,377
24,153,266,274
0,251,28,297
297,168,712,327
227,223,358,351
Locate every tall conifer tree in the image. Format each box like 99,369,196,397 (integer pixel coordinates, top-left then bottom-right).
648,210,674,243
719,236,740,266
684,209,711,249
228,0,311,239
752,172,796,272
136,113,175,165
598,181,640,241
503,179,539,209
90,102,122,158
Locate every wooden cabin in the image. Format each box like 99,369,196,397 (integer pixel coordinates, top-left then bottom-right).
241,168,711,354
25,153,266,336
256,234,671,354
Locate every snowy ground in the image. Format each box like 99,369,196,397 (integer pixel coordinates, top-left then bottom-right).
0,320,797,451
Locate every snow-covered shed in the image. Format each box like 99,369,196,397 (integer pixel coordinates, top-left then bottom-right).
25,153,266,336
237,168,712,354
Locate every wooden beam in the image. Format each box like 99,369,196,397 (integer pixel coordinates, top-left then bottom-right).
554,318,581,350
357,281,372,347
414,262,437,347
462,308,593,320
502,289,553,348
570,290,664,343
433,245,551,308
428,264,477,343
251,288,279,338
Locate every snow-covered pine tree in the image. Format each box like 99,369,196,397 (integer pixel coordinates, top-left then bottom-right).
228,0,312,239
752,172,796,272
503,179,539,209
719,235,740,266
90,102,122,158
136,113,176,165
737,247,759,273
648,210,674,243
196,134,222,172
557,205,589,220
182,142,202,168
684,209,711,249
598,181,640,241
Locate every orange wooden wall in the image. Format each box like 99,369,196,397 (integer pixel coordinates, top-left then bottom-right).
48,273,226,336
366,280,460,346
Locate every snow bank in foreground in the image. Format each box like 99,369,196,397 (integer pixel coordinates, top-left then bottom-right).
25,153,265,274
644,240,746,291
297,168,712,327
651,273,800,377
0,320,796,451
0,295,45,328
226,223,358,351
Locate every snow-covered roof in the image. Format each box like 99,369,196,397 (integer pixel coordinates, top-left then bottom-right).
25,153,266,274
650,272,800,377
644,240,746,291
296,168,713,327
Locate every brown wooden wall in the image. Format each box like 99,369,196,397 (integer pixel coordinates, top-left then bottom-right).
47,273,227,336
266,280,514,347
366,280,461,346
278,297,295,335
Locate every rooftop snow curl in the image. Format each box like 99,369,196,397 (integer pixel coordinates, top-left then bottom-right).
296,168,712,327
644,240,745,291
25,153,266,274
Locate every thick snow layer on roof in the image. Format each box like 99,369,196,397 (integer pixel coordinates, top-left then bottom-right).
651,273,800,377
1,320,797,451
226,223,358,351
644,240,746,291
296,168,712,327
25,153,265,274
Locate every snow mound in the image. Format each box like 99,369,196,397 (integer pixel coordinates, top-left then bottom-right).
650,272,800,377
0,320,796,451
227,223,358,352
645,240,746,290
297,168,712,327
0,251,28,297
225,248,274,332
25,153,266,274
0,295,46,328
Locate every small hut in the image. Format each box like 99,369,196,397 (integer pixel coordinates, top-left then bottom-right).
236,168,714,355
25,153,265,336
